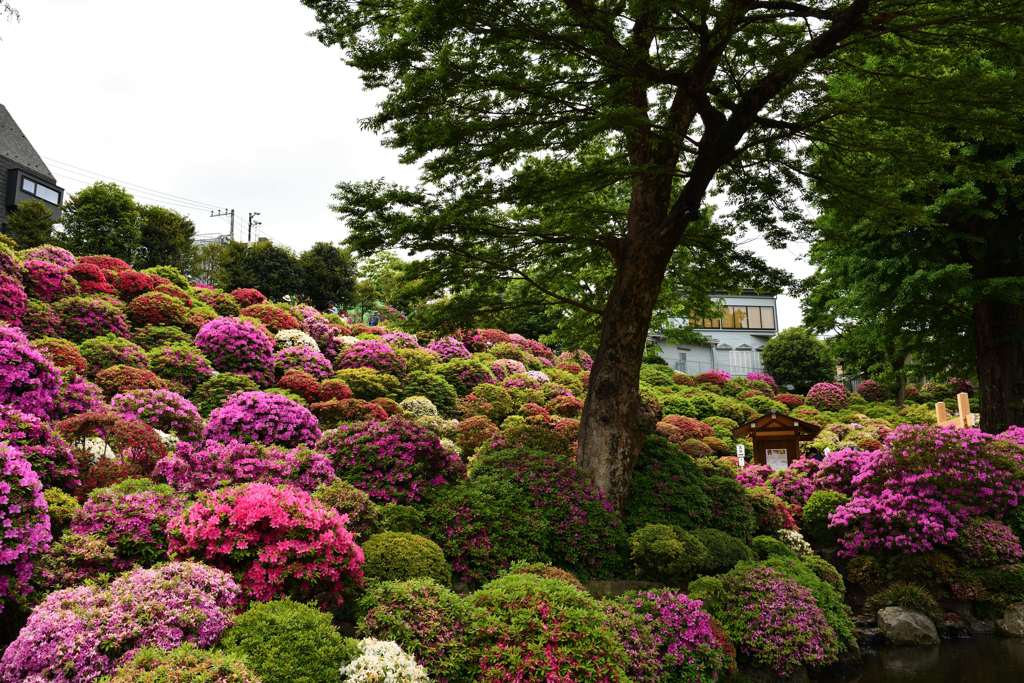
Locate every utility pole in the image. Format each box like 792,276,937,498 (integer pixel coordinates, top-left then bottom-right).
210,209,235,241
248,212,262,243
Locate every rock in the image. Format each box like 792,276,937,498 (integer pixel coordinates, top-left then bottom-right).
997,603,1024,637
969,618,995,636
856,626,886,648
877,606,940,645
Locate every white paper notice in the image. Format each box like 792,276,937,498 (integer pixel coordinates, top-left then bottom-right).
766,448,789,471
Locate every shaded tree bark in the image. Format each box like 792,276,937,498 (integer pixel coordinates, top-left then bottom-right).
974,300,1024,433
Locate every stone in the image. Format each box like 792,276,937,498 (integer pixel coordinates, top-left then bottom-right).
997,603,1024,637
876,606,940,646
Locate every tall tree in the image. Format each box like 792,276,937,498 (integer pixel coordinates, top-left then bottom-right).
298,242,358,310
804,27,1024,431
60,182,142,261
216,239,300,301
4,199,54,248
136,205,196,270
305,0,1022,505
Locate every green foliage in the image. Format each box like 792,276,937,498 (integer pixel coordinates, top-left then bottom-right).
61,182,142,261
624,436,711,532
217,240,300,300
5,199,54,247
219,599,359,683
361,531,452,586
43,487,80,538
103,644,257,682
192,373,259,416
761,327,834,393
398,370,458,415
639,363,675,387
692,527,754,575
298,242,357,310
312,479,380,537
865,583,942,623
132,324,192,350
135,206,195,271
751,535,796,559
802,490,849,547
333,367,400,400
380,503,426,533
629,524,710,585
141,265,190,289
695,458,756,539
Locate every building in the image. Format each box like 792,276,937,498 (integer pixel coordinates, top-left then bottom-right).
650,293,779,377
0,104,64,229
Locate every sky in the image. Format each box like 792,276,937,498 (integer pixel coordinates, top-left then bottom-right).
0,0,809,327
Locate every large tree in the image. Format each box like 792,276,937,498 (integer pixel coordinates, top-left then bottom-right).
136,205,196,271
4,199,54,248
60,182,142,261
216,239,301,301
304,0,1022,505
298,242,358,310
803,27,1024,431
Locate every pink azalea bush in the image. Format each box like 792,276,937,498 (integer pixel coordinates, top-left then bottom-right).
0,274,27,324
0,443,52,612
155,440,335,492
952,517,1024,567
696,369,731,386
335,339,406,375
204,390,320,447
21,245,76,269
427,336,471,360
0,325,62,418
111,388,204,443
274,345,332,379
805,382,848,411
194,317,275,384
745,371,778,392
53,296,130,342
766,457,821,506
0,561,239,683
0,405,79,489
317,415,465,504
855,379,887,402
829,425,1024,556
52,374,106,420
21,259,69,303
167,483,364,606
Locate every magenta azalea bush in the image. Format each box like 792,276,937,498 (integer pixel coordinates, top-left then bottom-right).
335,339,406,375
952,517,1024,567
0,274,27,324
21,259,70,303
167,483,364,606
317,415,465,504
111,388,204,442
829,425,1024,555
0,443,52,611
0,325,62,418
427,336,471,361
0,561,239,683
53,296,130,342
855,379,887,402
805,382,848,411
70,483,184,567
204,390,321,447
0,405,79,489
155,440,335,492
194,317,275,384
274,345,332,379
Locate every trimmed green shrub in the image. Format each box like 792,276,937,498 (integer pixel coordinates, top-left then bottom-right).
104,644,258,682
639,363,676,387
866,583,942,623
192,373,259,416
397,371,458,415
334,367,400,400
43,487,80,538
802,490,849,546
362,531,452,586
380,503,426,533
629,524,710,585
751,535,796,559
624,436,712,531
219,599,358,683
502,561,585,590
692,527,754,574
696,459,757,539
312,479,380,537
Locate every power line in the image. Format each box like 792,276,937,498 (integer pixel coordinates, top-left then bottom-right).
54,172,216,217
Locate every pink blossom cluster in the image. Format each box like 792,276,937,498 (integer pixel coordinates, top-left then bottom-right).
0,443,52,612
22,259,70,302
194,316,275,384
381,330,420,348
805,382,848,411
736,464,773,489
167,483,364,606
0,405,79,488
696,369,731,386
998,425,1024,448
70,485,184,567
0,274,27,323
317,415,465,503
765,457,821,506
21,245,77,268
205,391,321,447
335,339,406,375
274,344,333,379
155,439,335,492
53,296,130,341
52,374,106,419
953,517,1024,567
829,425,1024,555
0,325,62,418
112,388,204,442
489,358,527,381
427,335,471,360
0,561,239,682
855,379,887,402
744,371,777,391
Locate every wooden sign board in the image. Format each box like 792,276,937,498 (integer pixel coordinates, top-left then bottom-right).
732,412,822,469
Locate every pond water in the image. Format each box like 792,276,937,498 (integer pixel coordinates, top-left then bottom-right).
822,638,1024,682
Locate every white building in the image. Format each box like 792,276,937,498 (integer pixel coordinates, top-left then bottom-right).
651,294,779,377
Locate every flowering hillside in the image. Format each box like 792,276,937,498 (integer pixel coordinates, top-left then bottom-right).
1,240,1022,681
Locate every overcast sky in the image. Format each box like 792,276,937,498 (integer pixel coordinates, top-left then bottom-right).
1,0,809,327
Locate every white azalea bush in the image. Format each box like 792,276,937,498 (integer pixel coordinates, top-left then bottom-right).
275,328,319,350
339,639,429,682
777,529,815,557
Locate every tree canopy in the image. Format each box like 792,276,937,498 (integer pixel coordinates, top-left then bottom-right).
298,242,358,310
60,182,142,261
216,239,300,301
761,327,834,394
4,199,54,248
136,205,196,271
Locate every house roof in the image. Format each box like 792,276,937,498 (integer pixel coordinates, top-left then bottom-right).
0,104,56,182
732,412,822,439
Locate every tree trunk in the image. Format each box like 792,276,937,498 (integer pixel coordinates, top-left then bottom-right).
578,223,678,509
974,299,1024,433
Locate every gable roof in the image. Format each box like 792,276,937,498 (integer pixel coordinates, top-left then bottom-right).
732,412,822,439
0,104,56,182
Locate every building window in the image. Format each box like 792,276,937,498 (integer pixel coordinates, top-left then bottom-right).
22,178,36,194
691,305,777,331
20,175,61,205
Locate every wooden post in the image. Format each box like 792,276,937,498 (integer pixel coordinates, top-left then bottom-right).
957,392,972,427
935,402,949,425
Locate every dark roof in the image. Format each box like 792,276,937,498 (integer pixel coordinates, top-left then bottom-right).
0,104,56,182
733,412,822,439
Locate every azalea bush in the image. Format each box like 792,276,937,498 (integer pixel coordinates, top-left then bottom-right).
155,439,335,492
56,411,168,493
806,382,848,411
194,316,275,384
191,372,258,416
336,339,407,375
0,273,27,323
0,325,62,418
167,482,364,606
146,343,214,390
22,259,71,302
274,344,333,379
111,388,204,442
239,302,301,333
340,639,428,683
0,443,51,612
79,335,148,376
204,390,321,447
53,295,129,341
104,644,258,683
127,291,189,327
318,415,465,504
0,405,79,489
0,562,240,683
